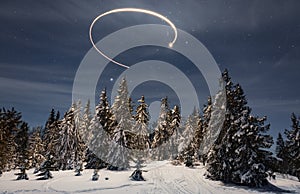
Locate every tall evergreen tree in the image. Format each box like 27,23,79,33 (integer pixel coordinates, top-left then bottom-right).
284,113,300,181
98,88,117,136
15,122,30,180
132,96,150,151
81,100,93,143
28,127,45,173
168,105,182,160
0,108,7,174
178,109,201,166
43,109,60,160
199,86,226,165
74,101,86,175
57,105,76,170
130,96,150,181
56,102,85,170
80,100,96,170
107,78,134,170
198,97,212,164
275,132,289,174
1,108,22,170
86,89,114,169
107,128,131,170
43,109,56,143
206,70,273,187
151,97,172,160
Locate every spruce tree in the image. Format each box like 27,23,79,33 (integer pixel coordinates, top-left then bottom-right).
276,132,289,174
73,101,86,175
43,109,60,162
107,78,133,170
199,87,226,165
107,128,131,170
36,154,55,180
80,100,102,170
3,108,22,170
57,106,76,170
132,96,150,151
15,122,30,180
284,113,300,181
198,97,212,164
81,100,93,143
206,70,273,187
28,127,45,173
130,96,150,181
43,108,56,145
57,102,85,170
98,88,117,136
178,109,200,164
168,105,182,160
0,108,7,174
86,89,114,169
0,108,23,172
151,97,172,160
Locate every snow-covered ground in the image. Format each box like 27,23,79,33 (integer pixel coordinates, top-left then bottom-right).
1,161,299,194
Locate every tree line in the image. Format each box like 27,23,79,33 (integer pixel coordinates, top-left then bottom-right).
0,69,299,186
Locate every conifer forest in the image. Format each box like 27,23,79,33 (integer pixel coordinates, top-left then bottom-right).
1,70,299,190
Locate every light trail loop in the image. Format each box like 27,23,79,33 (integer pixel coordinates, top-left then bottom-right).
89,8,178,68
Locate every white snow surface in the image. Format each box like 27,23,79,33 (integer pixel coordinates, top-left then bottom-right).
1,161,299,194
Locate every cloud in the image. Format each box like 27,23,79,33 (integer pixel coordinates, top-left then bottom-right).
0,76,71,105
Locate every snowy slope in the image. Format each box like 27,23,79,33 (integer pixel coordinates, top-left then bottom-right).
1,161,299,194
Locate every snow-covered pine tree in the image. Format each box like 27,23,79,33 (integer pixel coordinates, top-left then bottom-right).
284,113,300,181
36,154,55,180
43,108,56,139
151,97,172,160
0,108,22,171
15,122,30,180
57,106,75,170
276,132,289,174
130,96,150,181
189,109,205,162
28,127,45,173
107,78,133,170
79,100,96,171
74,101,86,176
86,89,114,169
178,108,200,165
43,109,60,162
231,110,273,187
98,88,117,137
112,78,132,122
132,96,150,151
206,69,273,187
198,97,212,164
168,105,182,161
206,69,242,183
81,100,93,143
199,85,226,165
57,102,84,170
107,128,131,170
0,108,9,175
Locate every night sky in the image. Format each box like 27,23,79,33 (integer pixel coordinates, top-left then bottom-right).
1,0,299,139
